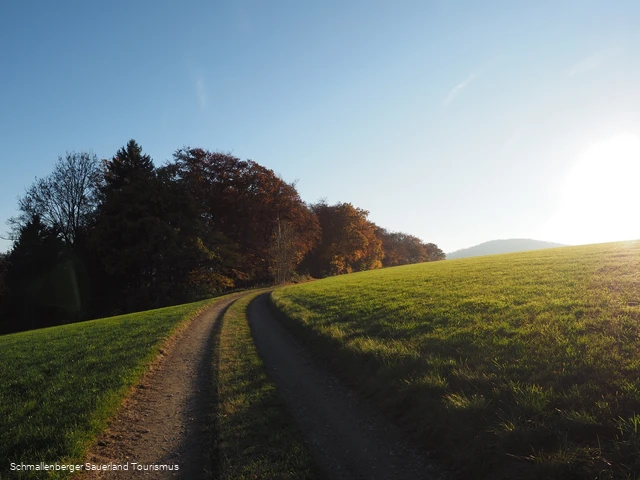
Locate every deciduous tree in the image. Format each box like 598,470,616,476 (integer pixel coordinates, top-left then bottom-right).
269,218,300,283
377,229,446,266
306,201,383,277
155,162,240,300
171,148,319,283
10,152,101,246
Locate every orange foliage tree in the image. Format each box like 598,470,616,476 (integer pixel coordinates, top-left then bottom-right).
304,201,383,277
376,229,445,267
170,148,319,283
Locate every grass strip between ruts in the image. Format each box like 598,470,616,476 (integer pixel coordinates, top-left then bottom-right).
214,291,320,480
0,296,226,479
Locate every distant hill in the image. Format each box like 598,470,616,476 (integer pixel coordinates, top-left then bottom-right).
446,239,566,260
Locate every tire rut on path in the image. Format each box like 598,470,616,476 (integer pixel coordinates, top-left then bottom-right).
80,293,243,479
248,293,447,480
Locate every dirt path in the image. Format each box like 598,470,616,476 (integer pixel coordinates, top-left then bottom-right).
248,293,447,480
81,294,243,479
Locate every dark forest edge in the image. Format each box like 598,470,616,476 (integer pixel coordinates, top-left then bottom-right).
0,140,444,334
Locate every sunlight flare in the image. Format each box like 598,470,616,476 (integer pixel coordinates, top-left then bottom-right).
544,132,640,245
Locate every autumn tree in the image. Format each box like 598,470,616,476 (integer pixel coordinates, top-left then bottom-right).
424,242,446,261
305,201,383,277
377,229,446,266
269,218,296,284
267,211,319,283
171,148,319,283
155,162,240,299
378,229,428,266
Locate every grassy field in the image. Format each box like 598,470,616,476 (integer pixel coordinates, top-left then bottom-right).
0,297,222,479
271,241,640,479
214,291,319,479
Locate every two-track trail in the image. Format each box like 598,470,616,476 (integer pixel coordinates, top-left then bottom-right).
80,290,445,479
248,293,446,480
81,293,243,479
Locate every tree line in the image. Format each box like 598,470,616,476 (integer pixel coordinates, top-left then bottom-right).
0,140,444,334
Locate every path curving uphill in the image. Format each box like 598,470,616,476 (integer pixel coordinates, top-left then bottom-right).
248,292,446,480
80,293,243,479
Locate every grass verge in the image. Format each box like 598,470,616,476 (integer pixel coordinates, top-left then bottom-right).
0,296,224,479
214,291,320,480
271,241,640,479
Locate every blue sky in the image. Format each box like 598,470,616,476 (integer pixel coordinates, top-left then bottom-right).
2,0,640,254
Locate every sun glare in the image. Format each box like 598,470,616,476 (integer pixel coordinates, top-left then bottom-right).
543,132,640,245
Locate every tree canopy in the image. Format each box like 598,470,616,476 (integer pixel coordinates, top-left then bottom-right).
10,152,101,246
304,201,383,277
0,140,444,334
377,229,445,266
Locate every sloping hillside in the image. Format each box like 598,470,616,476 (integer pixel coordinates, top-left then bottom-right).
272,240,640,479
0,297,220,478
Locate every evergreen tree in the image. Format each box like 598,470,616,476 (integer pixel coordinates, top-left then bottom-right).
103,139,155,191
92,140,162,311
4,215,82,332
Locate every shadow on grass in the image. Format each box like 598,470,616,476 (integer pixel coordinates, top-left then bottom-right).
210,293,320,480
267,295,634,480
205,300,233,480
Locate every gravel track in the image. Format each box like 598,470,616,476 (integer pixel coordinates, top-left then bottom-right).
78,290,446,479
79,294,242,479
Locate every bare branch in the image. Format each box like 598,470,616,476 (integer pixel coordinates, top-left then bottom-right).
9,152,101,246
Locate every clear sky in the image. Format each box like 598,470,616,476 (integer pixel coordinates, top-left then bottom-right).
2,0,640,254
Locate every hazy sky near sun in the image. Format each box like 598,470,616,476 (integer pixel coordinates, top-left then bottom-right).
2,0,640,254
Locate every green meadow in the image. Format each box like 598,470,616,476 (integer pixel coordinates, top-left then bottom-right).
0,297,220,479
214,291,319,479
272,241,640,479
